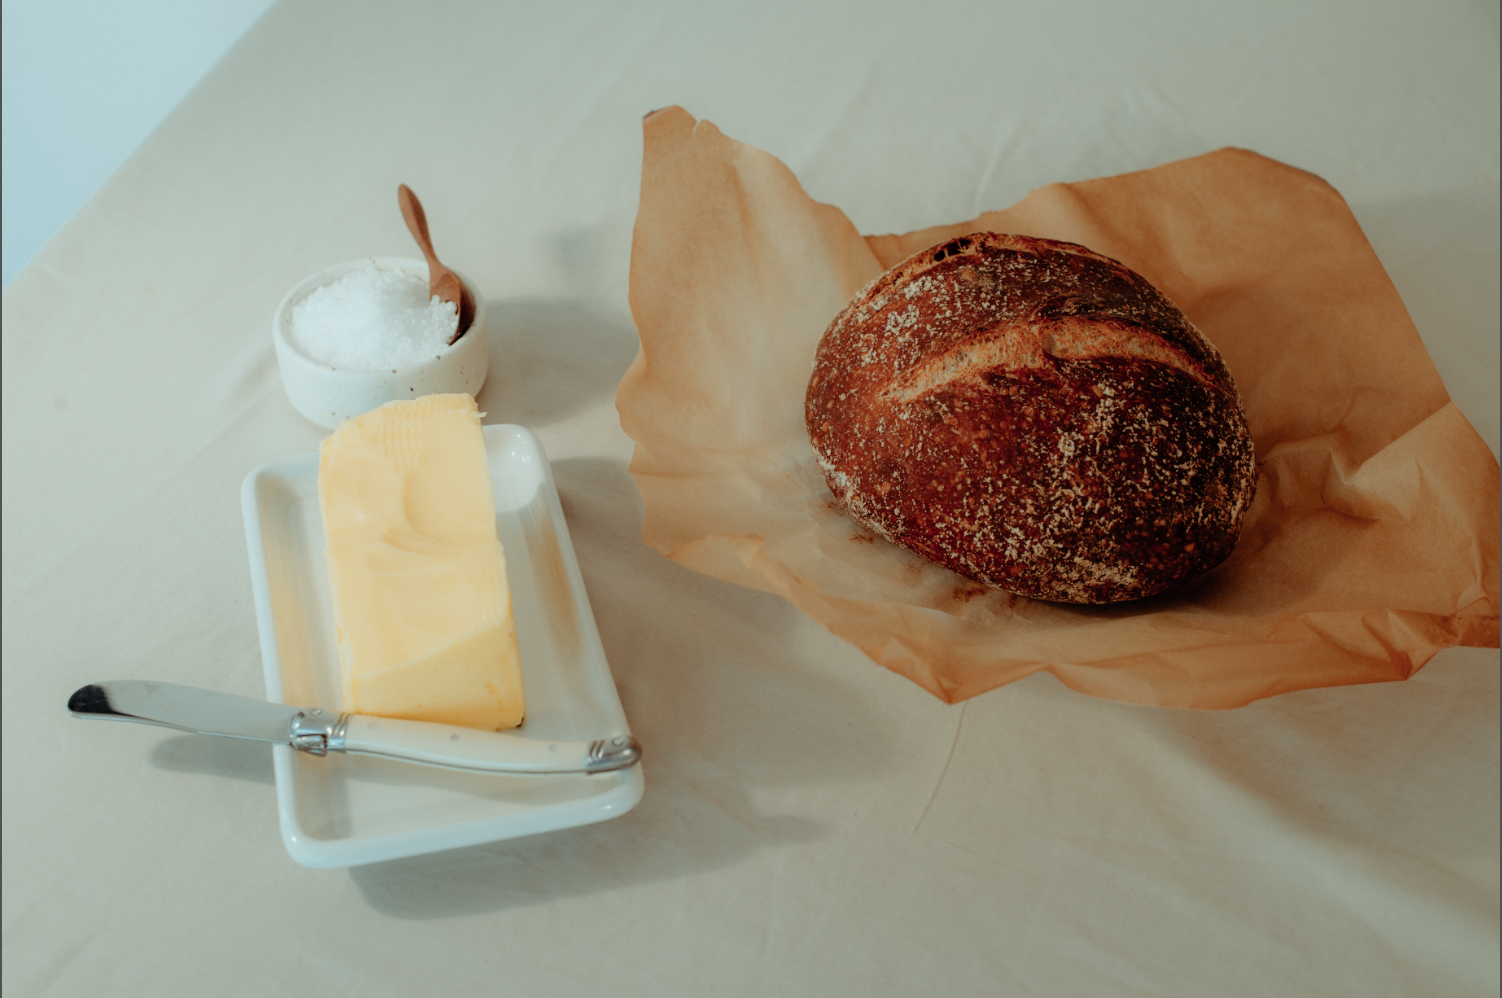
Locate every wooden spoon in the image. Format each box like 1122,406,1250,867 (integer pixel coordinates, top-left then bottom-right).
398,184,475,344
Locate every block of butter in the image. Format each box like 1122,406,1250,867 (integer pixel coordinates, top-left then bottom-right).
318,393,524,730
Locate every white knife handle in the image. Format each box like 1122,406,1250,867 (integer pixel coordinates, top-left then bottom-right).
327,713,641,775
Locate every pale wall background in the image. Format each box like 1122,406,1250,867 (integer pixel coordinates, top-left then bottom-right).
1,0,277,287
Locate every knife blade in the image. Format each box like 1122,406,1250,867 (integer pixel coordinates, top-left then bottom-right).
68,681,641,775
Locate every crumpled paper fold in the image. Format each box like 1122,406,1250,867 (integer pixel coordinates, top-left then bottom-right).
617,105,1499,708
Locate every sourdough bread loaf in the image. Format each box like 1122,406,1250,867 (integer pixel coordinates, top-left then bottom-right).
805,233,1256,604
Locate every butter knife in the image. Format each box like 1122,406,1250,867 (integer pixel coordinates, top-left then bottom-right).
68,681,641,775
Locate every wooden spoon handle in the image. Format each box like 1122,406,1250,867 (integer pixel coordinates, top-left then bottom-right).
399,184,471,342
398,185,442,272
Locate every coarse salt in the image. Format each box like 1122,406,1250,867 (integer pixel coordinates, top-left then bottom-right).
288,267,459,371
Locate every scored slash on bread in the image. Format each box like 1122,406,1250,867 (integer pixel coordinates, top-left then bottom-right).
806,232,1257,604
881,317,1215,404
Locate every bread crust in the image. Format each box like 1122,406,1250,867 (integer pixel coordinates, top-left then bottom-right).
806,233,1256,604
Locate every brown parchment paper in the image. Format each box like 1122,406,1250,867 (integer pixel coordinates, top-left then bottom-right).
616,106,1500,709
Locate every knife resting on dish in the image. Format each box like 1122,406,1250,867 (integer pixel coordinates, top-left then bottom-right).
67,680,641,775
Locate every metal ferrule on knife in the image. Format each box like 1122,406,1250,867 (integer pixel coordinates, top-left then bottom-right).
68,681,641,776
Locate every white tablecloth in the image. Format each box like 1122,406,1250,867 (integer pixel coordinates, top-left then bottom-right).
3,1,1497,995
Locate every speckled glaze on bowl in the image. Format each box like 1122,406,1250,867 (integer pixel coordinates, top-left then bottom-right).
272,257,488,429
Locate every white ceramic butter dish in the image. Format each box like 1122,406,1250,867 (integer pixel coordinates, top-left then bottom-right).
241,424,642,868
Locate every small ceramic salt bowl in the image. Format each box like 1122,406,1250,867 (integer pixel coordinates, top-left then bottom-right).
272,257,488,429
